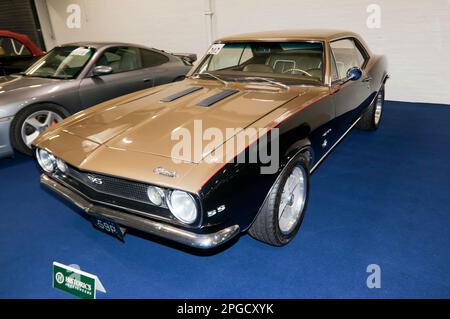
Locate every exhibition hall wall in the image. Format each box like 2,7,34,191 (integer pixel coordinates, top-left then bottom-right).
34,0,450,104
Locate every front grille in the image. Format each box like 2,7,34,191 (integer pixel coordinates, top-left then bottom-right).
52,166,202,228
68,168,152,205
53,166,175,223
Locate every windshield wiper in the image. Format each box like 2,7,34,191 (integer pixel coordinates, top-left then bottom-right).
240,76,289,90
190,72,228,86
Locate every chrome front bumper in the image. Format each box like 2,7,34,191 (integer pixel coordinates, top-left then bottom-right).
41,174,240,249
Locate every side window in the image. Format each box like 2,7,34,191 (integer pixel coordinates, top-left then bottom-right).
0,37,31,57
330,38,366,79
96,46,141,73
140,49,169,68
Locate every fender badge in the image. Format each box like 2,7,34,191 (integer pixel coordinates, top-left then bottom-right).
322,128,332,137
153,167,177,178
207,205,226,217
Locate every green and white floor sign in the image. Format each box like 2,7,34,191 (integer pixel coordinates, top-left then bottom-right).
52,262,106,299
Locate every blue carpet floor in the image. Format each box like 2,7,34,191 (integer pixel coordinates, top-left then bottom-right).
0,101,449,298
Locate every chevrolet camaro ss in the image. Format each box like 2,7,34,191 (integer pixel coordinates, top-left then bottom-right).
33,30,388,249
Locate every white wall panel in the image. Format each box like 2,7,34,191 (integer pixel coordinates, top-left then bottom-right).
39,0,450,104
42,0,207,55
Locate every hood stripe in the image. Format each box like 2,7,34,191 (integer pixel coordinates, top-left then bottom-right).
197,89,239,107
160,86,203,102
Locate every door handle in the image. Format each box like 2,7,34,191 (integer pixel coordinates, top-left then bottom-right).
362,76,372,83
143,78,152,83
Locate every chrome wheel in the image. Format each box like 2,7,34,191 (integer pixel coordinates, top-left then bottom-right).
278,165,307,234
374,90,383,126
21,110,63,148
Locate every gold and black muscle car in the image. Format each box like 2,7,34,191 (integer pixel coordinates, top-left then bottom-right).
33,30,388,249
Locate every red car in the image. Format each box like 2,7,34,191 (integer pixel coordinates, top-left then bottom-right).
0,30,44,76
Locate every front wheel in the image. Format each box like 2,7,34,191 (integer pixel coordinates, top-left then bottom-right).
248,153,310,246
10,104,67,155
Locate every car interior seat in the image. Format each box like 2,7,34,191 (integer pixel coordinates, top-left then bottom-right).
118,50,138,72
267,51,323,79
96,49,138,73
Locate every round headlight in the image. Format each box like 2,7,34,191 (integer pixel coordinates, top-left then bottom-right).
56,158,68,173
167,190,198,224
147,186,164,206
36,149,56,173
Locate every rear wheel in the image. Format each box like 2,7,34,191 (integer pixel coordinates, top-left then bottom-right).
249,153,310,246
356,85,385,131
10,104,67,155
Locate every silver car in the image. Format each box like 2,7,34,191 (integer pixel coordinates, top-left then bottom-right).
0,42,194,158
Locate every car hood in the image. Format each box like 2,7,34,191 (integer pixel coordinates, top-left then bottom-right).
0,74,62,94
57,79,302,163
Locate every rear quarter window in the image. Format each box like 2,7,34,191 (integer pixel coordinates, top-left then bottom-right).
141,49,169,68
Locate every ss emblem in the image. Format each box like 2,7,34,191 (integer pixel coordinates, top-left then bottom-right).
87,175,103,185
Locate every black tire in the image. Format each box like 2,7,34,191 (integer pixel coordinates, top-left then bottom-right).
10,103,68,155
248,153,310,246
356,85,385,131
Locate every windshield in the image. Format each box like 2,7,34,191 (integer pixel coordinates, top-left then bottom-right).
24,46,95,79
193,41,324,84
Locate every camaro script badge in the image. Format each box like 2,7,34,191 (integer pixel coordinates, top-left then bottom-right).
153,167,177,178
87,175,103,185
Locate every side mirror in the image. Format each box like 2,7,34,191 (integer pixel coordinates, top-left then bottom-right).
346,67,362,81
92,65,113,76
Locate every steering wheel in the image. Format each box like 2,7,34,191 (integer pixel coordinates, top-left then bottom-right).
282,68,313,77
